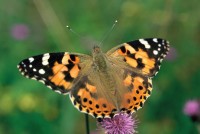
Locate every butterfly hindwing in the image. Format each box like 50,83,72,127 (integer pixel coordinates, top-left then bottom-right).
121,71,152,113
17,52,91,94
69,76,117,118
106,38,170,77
69,63,125,118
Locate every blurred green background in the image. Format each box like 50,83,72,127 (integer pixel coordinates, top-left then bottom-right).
1,0,200,133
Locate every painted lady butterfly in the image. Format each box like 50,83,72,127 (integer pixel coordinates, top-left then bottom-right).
17,38,170,118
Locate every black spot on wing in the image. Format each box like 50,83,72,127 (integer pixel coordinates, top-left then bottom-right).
48,52,65,67
63,71,74,82
69,55,76,61
136,58,145,69
120,46,126,53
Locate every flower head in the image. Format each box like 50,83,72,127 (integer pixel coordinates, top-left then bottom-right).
99,113,137,134
11,24,30,40
183,100,200,122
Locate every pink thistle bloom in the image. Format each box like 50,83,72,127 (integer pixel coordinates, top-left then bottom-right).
11,24,30,40
99,113,137,134
183,100,200,122
184,100,200,116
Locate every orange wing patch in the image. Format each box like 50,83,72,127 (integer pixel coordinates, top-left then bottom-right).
121,74,152,113
86,83,97,93
113,43,156,75
70,83,116,118
61,53,80,64
48,53,81,92
70,64,80,78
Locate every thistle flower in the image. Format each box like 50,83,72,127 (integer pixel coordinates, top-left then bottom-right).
183,100,200,122
11,24,30,40
99,113,137,134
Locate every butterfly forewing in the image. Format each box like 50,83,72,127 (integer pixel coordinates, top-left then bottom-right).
106,38,170,77
17,52,92,94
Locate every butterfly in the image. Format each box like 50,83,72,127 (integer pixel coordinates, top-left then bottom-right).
17,38,170,118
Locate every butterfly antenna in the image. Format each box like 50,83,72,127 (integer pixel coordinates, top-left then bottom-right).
66,25,82,38
99,20,118,46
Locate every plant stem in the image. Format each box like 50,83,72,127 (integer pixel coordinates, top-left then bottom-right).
85,114,90,134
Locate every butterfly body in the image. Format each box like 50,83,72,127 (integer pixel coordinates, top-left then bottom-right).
18,38,170,118
92,46,108,72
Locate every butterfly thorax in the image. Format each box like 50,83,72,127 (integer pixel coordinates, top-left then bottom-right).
92,46,108,72
92,46,118,98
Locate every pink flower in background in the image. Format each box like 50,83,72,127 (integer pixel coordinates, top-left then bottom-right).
99,113,137,134
166,47,177,61
184,100,200,116
11,24,30,40
183,100,200,122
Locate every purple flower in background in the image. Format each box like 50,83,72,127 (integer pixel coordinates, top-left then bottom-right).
166,47,177,61
183,100,200,122
11,24,30,40
99,113,137,134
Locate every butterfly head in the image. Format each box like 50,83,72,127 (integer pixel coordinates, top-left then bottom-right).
93,45,102,54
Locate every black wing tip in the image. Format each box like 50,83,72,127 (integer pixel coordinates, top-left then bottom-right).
17,59,33,79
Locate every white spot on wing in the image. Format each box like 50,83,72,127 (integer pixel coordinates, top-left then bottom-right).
33,68,37,72
29,57,34,63
42,53,50,65
139,39,151,49
155,72,158,76
42,61,49,66
153,38,158,43
44,53,50,57
47,85,52,89
29,65,32,68
39,69,45,74
153,50,158,55
39,80,45,84
31,77,37,80
55,90,62,94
